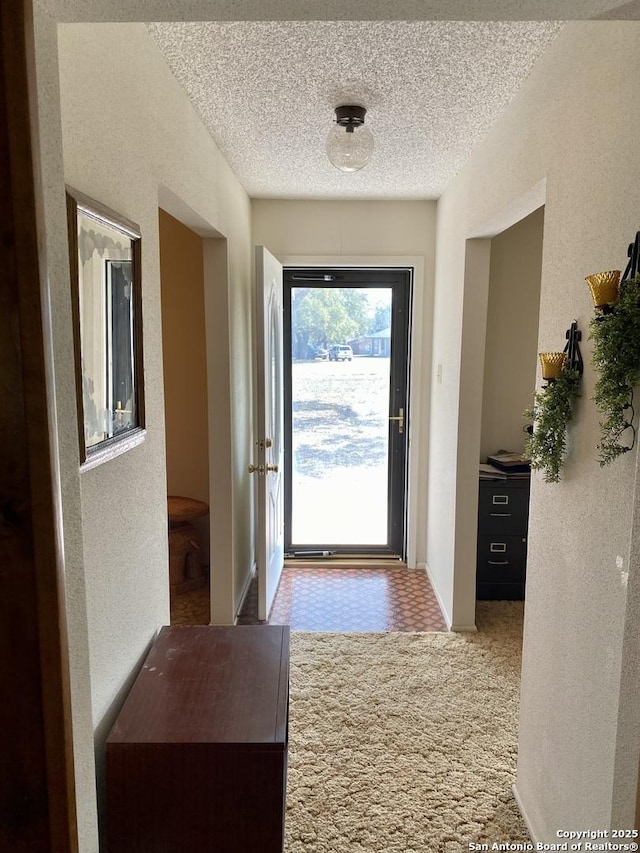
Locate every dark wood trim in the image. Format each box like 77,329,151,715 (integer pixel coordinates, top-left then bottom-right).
66,185,141,240
132,233,146,433
1,1,78,850
66,191,86,465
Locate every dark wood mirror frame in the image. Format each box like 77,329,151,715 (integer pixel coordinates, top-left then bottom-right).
66,187,145,468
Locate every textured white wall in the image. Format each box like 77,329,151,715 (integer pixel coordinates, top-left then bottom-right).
34,18,253,846
252,199,437,565
32,11,99,850
431,21,640,837
480,208,544,461
32,9,640,845
252,199,436,259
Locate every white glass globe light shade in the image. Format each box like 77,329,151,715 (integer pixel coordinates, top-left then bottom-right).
326,123,374,172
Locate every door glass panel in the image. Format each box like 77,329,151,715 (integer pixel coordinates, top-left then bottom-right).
290,286,393,546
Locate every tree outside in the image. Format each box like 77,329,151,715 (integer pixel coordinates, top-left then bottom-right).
292,287,391,359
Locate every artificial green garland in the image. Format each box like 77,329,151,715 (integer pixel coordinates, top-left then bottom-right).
524,368,581,483
590,274,640,465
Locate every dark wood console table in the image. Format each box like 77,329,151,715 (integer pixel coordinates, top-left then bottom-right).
106,625,290,853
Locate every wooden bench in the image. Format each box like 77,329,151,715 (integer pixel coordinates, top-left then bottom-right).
106,625,290,852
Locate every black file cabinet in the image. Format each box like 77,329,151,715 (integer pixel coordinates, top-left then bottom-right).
476,478,530,600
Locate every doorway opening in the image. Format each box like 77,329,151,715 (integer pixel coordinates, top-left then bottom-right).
476,206,545,608
283,268,412,558
158,208,211,625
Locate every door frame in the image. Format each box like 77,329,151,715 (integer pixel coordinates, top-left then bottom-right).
1,0,78,848
282,255,428,570
255,246,285,621
283,267,412,556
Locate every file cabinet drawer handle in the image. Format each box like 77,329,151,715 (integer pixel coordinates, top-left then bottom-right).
488,560,509,565
490,512,511,517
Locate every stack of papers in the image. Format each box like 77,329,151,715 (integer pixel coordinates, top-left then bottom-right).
480,450,531,480
479,463,507,480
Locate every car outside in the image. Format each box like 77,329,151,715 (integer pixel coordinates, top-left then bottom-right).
328,344,353,362
307,345,328,360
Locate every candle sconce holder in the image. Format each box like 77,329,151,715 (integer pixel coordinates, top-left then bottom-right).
538,320,583,386
587,231,640,464
525,321,583,482
539,352,566,383
585,270,621,314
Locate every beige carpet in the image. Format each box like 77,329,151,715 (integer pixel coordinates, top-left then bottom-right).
286,602,529,853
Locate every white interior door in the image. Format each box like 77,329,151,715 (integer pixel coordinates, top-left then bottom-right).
255,246,284,620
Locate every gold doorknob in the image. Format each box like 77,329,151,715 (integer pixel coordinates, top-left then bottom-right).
248,463,264,475
266,464,279,473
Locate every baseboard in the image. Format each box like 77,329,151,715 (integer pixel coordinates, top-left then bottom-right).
449,623,478,632
419,561,478,632
419,561,453,630
234,562,257,624
512,782,540,845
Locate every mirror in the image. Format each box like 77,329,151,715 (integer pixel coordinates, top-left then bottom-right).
66,187,145,466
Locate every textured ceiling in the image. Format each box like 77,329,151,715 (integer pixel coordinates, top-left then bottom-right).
147,21,564,199
52,1,640,23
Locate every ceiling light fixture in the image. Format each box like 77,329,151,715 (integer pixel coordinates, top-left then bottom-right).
326,105,374,173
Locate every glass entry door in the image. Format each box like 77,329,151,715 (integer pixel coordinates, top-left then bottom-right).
284,268,411,556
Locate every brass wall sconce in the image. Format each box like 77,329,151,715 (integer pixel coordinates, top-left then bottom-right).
585,270,621,312
586,231,640,312
526,321,583,482
539,352,566,382
587,231,640,463
538,320,584,385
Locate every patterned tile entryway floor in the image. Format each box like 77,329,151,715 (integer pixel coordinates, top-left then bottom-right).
171,565,447,632
268,565,446,631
